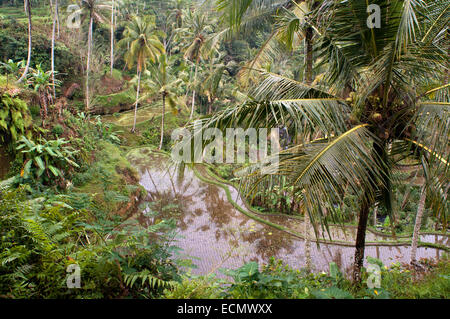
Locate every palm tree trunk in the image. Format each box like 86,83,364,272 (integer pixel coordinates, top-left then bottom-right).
353,199,370,283
55,0,60,39
159,94,166,150
373,204,378,226
304,25,313,85
304,211,312,271
110,0,115,76
410,185,426,264
132,70,141,133
51,0,56,98
85,15,94,111
17,0,32,83
189,60,199,120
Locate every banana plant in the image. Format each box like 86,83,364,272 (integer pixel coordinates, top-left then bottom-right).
26,65,61,123
0,60,25,88
16,136,79,183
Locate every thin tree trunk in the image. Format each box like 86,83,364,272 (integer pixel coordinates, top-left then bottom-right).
159,94,166,150
85,15,93,111
55,0,60,39
353,199,370,283
373,204,378,226
51,0,56,98
410,185,426,264
17,0,32,83
189,60,198,120
132,70,141,133
304,211,312,272
304,26,313,85
110,0,115,76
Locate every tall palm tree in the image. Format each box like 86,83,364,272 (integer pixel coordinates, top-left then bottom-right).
143,54,182,150
178,10,219,120
192,0,449,282
17,0,32,83
110,0,115,76
198,53,227,114
78,0,112,110
118,16,165,132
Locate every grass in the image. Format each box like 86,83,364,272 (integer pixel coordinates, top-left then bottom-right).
72,140,141,215
91,87,136,112
102,103,164,127
162,257,450,299
0,5,52,24
378,259,450,298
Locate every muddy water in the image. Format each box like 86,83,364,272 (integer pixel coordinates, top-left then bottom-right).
127,149,448,276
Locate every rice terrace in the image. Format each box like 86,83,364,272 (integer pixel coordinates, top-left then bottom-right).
0,0,448,304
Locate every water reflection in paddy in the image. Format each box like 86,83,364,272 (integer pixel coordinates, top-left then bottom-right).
128,149,448,276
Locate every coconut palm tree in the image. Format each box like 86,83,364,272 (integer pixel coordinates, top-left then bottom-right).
110,0,123,75
17,0,32,83
118,16,165,132
193,0,449,283
110,0,115,76
177,10,220,120
197,53,227,115
141,53,182,149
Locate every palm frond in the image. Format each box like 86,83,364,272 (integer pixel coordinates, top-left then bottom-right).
243,124,385,238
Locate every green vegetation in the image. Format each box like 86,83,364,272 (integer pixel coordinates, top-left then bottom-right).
0,0,448,300
164,257,449,299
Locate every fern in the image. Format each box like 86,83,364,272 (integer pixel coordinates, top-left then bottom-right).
124,269,174,290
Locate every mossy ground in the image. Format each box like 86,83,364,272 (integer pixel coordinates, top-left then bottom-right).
72,139,142,215
102,103,164,127
0,6,51,24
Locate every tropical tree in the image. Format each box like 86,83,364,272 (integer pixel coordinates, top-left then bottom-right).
27,65,61,124
142,53,182,149
192,0,449,282
78,0,112,110
410,152,449,264
50,0,58,98
16,0,32,83
177,9,218,119
118,16,165,133
196,53,228,115
110,0,123,75
0,60,25,88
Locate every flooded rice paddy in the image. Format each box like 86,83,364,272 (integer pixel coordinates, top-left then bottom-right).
127,148,449,276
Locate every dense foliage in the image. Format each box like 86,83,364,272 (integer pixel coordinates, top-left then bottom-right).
0,0,448,299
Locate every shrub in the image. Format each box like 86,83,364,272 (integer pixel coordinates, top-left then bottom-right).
0,188,182,299
52,124,64,137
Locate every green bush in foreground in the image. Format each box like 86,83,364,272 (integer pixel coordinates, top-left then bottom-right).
163,257,449,299
0,187,181,299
